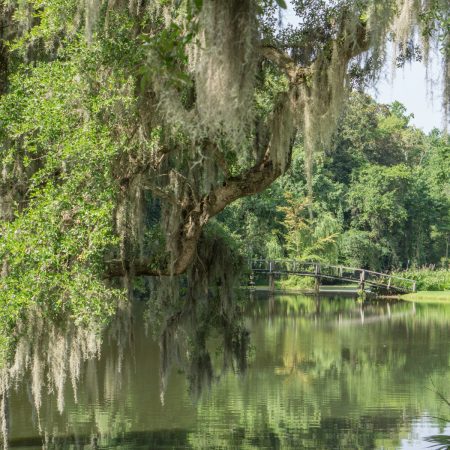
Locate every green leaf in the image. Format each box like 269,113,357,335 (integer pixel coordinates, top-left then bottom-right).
193,0,203,11
275,0,287,9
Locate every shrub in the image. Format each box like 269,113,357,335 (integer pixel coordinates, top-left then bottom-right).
392,268,450,291
276,275,315,290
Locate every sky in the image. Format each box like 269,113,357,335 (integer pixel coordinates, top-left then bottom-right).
371,58,444,133
281,4,446,134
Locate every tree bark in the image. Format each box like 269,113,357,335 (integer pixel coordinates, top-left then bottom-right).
0,5,11,95
106,151,292,277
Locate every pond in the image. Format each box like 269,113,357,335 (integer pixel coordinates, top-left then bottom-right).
3,293,450,449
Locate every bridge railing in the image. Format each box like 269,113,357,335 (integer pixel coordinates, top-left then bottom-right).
250,259,417,292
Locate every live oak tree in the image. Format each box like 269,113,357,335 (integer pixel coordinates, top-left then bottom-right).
0,0,448,322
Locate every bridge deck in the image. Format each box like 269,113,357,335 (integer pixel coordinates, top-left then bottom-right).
250,260,417,294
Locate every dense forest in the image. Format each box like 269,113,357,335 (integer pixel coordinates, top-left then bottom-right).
220,92,450,271
0,0,449,343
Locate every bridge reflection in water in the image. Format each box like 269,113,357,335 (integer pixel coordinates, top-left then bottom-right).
250,260,417,294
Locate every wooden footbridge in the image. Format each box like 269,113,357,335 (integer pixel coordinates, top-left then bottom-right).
250,260,417,294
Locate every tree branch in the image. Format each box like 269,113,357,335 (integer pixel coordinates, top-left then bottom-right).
260,45,311,82
105,258,163,277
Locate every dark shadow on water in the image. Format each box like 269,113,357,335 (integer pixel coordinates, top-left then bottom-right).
10,429,191,449
8,416,405,449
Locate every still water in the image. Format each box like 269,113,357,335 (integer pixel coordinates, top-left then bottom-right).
4,294,450,449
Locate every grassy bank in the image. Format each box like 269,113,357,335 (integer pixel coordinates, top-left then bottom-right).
400,291,450,303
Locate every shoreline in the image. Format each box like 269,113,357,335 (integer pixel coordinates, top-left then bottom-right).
399,291,450,303
242,286,450,303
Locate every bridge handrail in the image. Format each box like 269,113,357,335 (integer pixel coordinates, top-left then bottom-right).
250,259,417,288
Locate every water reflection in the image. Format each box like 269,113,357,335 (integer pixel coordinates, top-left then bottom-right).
0,294,449,449
0,308,104,448
0,292,249,448
158,294,249,403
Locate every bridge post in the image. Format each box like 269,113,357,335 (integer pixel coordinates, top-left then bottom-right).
269,273,275,292
359,270,365,292
269,260,275,292
249,272,255,289
314,263,321,294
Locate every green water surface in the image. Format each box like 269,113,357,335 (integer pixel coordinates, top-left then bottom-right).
7,294,450,449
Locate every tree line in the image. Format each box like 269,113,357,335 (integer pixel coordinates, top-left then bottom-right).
219,92,450,272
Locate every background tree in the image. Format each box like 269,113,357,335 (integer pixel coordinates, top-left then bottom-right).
221,92,449,271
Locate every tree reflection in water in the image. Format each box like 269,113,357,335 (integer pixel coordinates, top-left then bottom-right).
0,288,249,448
0,306,103,448
157,291,249,404
0,294,449,449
